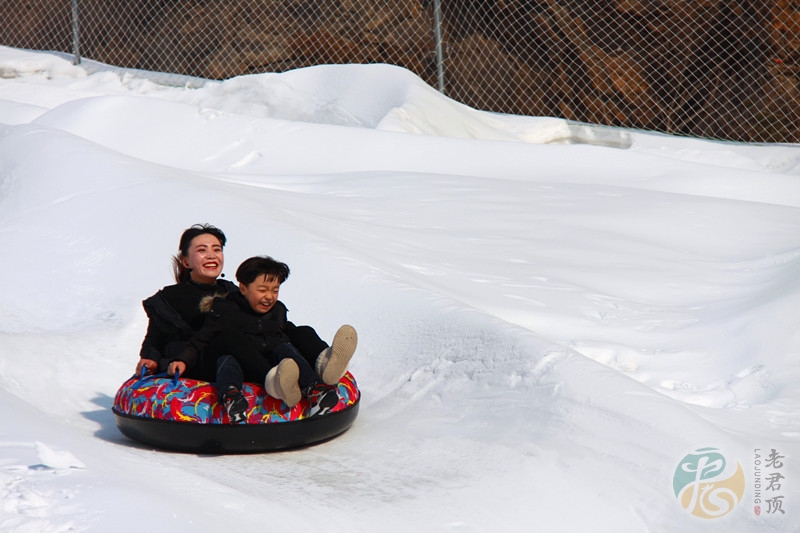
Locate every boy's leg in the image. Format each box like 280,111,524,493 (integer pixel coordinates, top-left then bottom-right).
267,343,338,416
264,358,302,407
287,325,329,369
316,325,358,385
216,355,248,424
217,331,272,384
269,343,320,390
216,354,244,392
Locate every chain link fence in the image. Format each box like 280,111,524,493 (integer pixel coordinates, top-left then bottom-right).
2,0,799,143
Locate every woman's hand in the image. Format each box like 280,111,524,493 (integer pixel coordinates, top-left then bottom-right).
135,358,158,375
168,360,186,377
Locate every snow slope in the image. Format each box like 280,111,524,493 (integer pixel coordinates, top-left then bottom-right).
0,46,798,532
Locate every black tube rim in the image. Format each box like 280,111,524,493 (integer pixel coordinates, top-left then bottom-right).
111,396,360,454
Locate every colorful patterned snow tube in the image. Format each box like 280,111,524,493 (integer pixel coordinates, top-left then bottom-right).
112,372,360,453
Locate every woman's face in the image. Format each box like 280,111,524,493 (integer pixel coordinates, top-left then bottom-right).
181,233,224,284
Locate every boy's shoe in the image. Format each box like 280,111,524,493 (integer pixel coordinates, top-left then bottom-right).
221,387,249,424
303,381,339,417
316,324,358,385
264,359,302,408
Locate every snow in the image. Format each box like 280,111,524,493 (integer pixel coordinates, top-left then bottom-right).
0,45,798,531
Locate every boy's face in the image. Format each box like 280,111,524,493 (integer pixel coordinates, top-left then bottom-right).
239,274,280,314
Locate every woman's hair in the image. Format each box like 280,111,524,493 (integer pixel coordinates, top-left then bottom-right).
172,223,227,282
235,256,290,286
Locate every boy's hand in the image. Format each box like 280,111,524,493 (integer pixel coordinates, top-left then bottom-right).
168,361,186,378
135,358,158,375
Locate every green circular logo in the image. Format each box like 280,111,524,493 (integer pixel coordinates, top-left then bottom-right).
673,447,745,519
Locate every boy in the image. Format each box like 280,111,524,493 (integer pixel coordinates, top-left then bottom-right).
207,256,357,422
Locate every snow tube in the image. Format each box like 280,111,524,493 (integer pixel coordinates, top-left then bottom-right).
112,371,360,453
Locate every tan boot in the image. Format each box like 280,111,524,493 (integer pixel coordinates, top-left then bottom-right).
316,325,358,385
264,359,302,407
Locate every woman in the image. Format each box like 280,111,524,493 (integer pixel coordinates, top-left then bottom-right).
135,223,237,380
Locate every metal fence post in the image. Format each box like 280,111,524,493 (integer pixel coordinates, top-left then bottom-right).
71,0,81,65
433,0,445,94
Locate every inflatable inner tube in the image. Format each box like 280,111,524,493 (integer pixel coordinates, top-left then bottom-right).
112,372,359,453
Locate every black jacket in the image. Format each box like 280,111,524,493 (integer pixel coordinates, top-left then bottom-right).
208,291,297,359
138,278,237,375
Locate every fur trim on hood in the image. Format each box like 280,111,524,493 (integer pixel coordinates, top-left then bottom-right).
199,292,229,313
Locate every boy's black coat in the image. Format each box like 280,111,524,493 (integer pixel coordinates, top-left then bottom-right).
202,291,327,383
209,291,295,358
